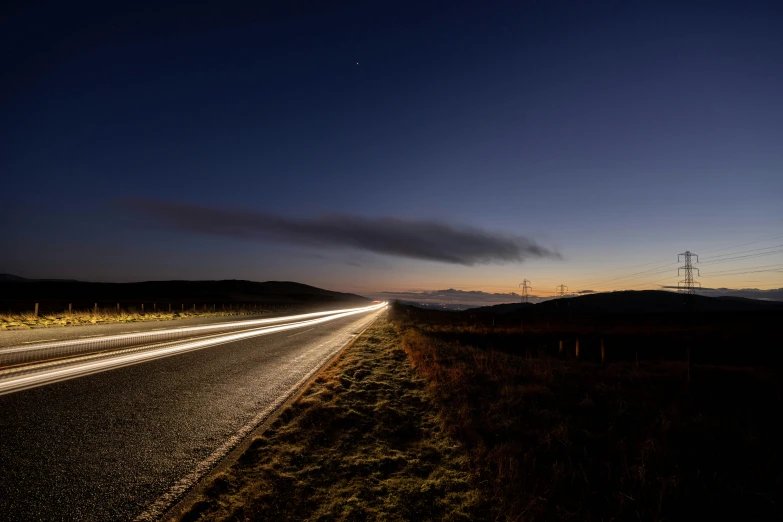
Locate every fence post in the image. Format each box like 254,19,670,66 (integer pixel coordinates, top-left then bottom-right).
559,340,563,354
686,346,691,382
154,303,156,312
193,303,196,311
94,303,98,314
34,302,39,317
68,303,72,315
601,338,605,365
181,303,184,312
117,303,120,313
575,337,580,359
169,303,171,312
141,303,144,313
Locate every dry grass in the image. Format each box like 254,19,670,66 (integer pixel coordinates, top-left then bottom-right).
175,307,781,521
177,316,480,521
397,312,782,521
0,308,276,330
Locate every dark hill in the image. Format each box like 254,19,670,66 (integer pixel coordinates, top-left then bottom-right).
0,274,28,282
467,290,783,315
465,302,533,314
0,278,368,313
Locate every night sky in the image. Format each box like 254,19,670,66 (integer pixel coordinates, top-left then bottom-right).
3,1,782,302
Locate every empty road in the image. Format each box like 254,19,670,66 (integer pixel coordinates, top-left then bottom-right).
0,303,385,520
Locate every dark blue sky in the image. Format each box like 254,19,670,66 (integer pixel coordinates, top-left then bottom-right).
3,1,782,296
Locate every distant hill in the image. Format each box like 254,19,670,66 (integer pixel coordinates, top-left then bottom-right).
0,277,368,312
0,274,28,282
394,300,475,311
464,302,533,314
467,290,783,315
0,274,81,283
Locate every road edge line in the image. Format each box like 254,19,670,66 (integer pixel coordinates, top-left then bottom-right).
158,311,384,521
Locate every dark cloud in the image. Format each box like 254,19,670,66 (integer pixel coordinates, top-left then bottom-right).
130,201,561,266
577,289,595,294
661,286,783,301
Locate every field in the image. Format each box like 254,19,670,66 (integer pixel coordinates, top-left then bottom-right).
396,305,782,520
0,306,279,330
177,303,782,521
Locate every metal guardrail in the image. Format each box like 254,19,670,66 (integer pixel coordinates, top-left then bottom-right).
0,304,385,368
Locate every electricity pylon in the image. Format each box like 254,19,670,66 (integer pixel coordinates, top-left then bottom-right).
519,280,532,303
677,251,701,294
556,284,568,298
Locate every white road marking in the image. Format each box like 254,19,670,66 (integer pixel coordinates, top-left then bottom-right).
21,339,59,344
287,328,316,338
78,335,102,338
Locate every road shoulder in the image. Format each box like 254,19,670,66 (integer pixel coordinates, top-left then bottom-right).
171,316,478,521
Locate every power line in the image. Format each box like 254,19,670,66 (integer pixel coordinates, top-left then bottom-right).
700,263,783,276
569,257,673,278
600,251,781,288
582,265,677,290
701,268,783,278
523,235,783,295
587,247,781,288
567,236,783,290
625,275,679,289
577,252,783,292
531,257,778,294
701,243,783,260
700,249,783,266
590,275,680,291
700,232,783,255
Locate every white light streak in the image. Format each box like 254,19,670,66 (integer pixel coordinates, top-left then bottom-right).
0,303,386,395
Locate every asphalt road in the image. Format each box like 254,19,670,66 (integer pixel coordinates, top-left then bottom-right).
0,307,384,521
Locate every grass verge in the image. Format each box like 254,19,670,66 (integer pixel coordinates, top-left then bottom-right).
398,312,782,521
176,315,479,521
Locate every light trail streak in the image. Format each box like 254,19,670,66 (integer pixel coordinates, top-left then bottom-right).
1,304,384,359
0,303,387,395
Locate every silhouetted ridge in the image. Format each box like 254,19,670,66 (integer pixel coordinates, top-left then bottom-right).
467,290,782,314
0,277,368,313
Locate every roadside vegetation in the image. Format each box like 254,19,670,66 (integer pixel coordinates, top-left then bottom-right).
177,315,479,521
396,305,781,521
0,307,286,330
178,304,781,521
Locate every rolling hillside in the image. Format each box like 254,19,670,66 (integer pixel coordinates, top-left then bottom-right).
0,276,368,313
466,290,783,315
